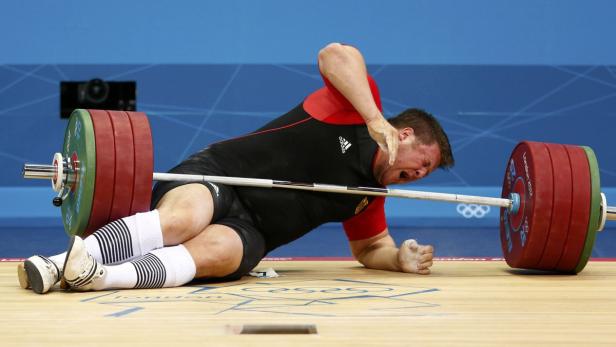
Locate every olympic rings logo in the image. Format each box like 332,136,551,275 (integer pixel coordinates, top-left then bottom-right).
456,203,491,218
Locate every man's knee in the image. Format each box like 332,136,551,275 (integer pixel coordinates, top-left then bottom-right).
156,184,215,245
184,225,244,278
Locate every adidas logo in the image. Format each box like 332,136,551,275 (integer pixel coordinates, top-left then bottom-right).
339,136,352,154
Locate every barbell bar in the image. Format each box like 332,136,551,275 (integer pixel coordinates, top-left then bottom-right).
24,161,517,209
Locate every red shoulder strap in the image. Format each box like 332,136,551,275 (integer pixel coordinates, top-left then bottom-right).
303,74,382,125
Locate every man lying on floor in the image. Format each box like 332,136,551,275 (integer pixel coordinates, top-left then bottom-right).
19,42,453,294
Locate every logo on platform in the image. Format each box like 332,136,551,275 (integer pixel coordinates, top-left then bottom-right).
339,136,352,153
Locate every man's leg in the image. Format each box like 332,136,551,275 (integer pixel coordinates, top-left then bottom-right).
183,224,244,278
63,223,244,290
62,182,255,291
20,183,216,294
155,183,216,246
19,210,165,294
51,209,164,265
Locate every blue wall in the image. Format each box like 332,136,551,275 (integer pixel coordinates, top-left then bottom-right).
1,1,616,257
2,0,616,65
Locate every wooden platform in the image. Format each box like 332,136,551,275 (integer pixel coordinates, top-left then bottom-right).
1,260,615,346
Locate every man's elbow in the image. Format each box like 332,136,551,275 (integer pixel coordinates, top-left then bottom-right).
352,249,366,265
351,245,375,268
318,43,344,75
319,43,344,60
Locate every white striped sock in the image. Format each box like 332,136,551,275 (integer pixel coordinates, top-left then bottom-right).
95,245,196,290
48,210,164,269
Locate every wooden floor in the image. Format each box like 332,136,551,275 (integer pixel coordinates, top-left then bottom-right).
1,259,615,346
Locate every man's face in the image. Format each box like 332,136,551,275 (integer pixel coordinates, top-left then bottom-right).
374,128,442,186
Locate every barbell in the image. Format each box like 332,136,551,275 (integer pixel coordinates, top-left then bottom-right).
23,109,616,273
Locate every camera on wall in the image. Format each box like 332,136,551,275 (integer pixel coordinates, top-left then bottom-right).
60,79,136,118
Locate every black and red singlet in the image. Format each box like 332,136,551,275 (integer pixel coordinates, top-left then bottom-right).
207,74,387,251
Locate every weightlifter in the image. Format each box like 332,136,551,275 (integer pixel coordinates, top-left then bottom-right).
18,43,454,294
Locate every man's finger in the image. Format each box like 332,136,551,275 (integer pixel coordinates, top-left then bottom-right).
418,260,433,270
377,141,388,153
419,254,433,263
403,239,418,251
416,268,431,275
387,134,398,165
420,245,434,254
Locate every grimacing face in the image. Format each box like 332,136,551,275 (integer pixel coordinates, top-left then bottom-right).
374,127,441,186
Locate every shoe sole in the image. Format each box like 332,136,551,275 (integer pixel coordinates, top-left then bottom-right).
62,236,76,273
17,263,29,289
24,260,45,294
62,236,77,286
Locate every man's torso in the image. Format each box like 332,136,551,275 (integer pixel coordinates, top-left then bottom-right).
207,103,380,250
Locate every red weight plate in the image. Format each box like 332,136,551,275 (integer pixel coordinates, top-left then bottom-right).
555,145,591,272
83,110,116,236
500,141,554,269
108,110,135,222
535,143,572,270
126,111,153,215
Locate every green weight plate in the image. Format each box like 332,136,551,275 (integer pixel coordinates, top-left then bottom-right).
84,109,116,237
61,109,96,236
574,146,601,273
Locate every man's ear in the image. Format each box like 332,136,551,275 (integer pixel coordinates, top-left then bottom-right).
399,127,414,141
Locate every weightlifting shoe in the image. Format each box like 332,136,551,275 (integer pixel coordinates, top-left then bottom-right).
17,255,61,294
62,236,106,291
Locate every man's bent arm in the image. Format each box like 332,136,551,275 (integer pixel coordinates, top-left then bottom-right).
318,43,399,164
317,43,382,124
349,230,402,272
